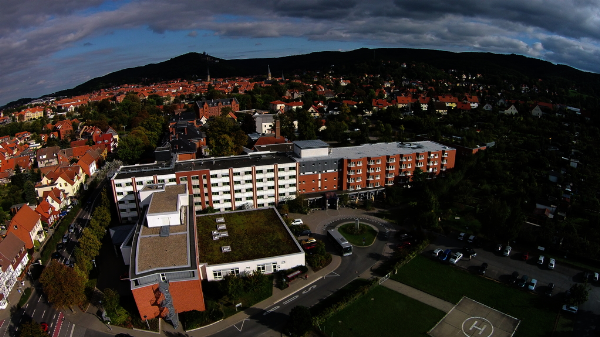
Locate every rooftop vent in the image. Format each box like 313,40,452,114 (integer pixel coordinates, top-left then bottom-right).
216,217,225,223
217,224,226,231
221,246,231,253
213,235,220,241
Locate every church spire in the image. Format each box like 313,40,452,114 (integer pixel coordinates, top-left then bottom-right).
207,66,211,82
267,65,272,81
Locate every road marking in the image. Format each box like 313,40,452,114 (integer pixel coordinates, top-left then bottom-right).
42,310,46,318
32,309,36,316
69,324,75,337
324,271,340,278
38,296,42,303
233,319,248,332
263,306,280,315
282,296,298,305
302,285,317,294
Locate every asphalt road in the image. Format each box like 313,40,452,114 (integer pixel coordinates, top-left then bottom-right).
209,217,389,337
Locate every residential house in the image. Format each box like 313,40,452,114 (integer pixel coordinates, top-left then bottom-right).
54,120,74,140
36,146,61,168
194,98,239,118
269,101,286,113
500,105,519,115
77,150,101,176
434,102,448,114
0,233,29,309
35,200,60,226
41,188,68,211
284,102,303,112
7,205,44,249
464,95,480,109
482,103,493,111
438,95,459,108
36,165,85,199
531,105,543,117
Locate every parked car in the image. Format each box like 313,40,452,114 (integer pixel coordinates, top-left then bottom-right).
562,305,578,314
299,229,312,237
449,252,463,264
439,249,452,261
537,255,545,265
432,248,444,257
62,234,69,243
511,271,519,284
496,244,503,252
545,283,555,296
467,235,476,243
397,242,412,250
463,246,477,259
398,233,412,240
69,224,75,233
458,232,466,241
300,238,316,246
521,252,529,261
479,263,488,275
291,219,303,226
41,323,48,332
595,272,599,282
56,243,64,251
548,258,556,270
528,279,538,291
503,246,512,256
517,275,529,287
302,242,317,251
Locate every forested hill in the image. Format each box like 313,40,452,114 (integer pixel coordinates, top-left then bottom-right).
54,48,600,98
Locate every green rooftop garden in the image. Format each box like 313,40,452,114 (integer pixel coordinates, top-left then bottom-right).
196,208,300,264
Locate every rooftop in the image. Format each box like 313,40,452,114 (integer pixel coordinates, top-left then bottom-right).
295,141,454,162
293,140,329,149
196,208,300,265
147,184,186,214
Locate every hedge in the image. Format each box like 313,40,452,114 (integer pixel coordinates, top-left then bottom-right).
374,239,430,276
311,278,378,326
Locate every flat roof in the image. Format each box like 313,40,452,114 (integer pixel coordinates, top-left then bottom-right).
196,208,301,265
147,184,186,214
295,141,453,162
115,152,295,180
293,140,329,149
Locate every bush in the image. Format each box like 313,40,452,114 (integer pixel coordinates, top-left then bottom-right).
374,239,430,275
284,306,312,337
305,241,332,271
288,224,310,236
181,301,224,330
311,278,378,326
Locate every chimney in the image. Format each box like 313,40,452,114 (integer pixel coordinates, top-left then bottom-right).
275,120,281,139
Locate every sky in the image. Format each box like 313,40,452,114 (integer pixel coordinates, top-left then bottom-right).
2,0,600,106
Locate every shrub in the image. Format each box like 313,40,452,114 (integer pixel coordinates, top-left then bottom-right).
311,278,378,326
181,301,224,330
374,239,430,275
284,306,312,337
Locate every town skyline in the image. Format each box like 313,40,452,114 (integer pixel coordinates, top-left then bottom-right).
2,0,600,106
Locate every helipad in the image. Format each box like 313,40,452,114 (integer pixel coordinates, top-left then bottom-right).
428,297,520,337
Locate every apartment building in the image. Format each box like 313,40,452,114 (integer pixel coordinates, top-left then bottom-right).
111,141,455,222
111,153,298,223
0,233,29,309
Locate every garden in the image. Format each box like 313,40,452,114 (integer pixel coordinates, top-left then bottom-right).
337,222,377,246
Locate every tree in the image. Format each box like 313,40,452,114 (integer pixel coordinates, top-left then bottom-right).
284,306,312,337
23,181,37,205
39,261,87,309
118,135,145,164
19,321,47,337
569,283,590,306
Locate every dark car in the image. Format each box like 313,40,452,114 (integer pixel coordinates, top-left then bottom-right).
299,229,312,237
439,249,452,261
545,283,555,296
511,271,520,284
56,243,64,251
517,275,529,288
397,242,412,250
51,252,62,260
479,262,488,275
496,244,503,252
463,246,477,259
522,252,529,261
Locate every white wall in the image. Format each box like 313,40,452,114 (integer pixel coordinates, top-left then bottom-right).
201,251,305,281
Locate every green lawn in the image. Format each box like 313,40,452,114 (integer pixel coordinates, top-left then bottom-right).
322,286,445,337
338,223,378,246
392,255,558,337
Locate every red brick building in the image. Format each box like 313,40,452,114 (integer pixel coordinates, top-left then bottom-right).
194,98,239,118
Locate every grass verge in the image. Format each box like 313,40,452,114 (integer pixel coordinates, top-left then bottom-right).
322,286,445,337
17,288,32,308
391,255,558,337
338,223,377,246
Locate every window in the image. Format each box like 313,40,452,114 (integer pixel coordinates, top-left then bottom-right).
256,178,263,182
212,192,219,195
221,173,229,178
235,197,242,201
210,174,217,178
233,172,241,176
246,188,253,192
213,200,220,204
279,184,286,188
127,191,134,195
234,181,241,185
245,180,253,183
246,197,253,200
257,264,266,272
222,182,230,186
289,184,295,188
118,201,126,204
267,178,274,181
245,171,252,175
194,202,201,205
279,192,286,196
235,189,241,193
192,184,200,188
278,168,285,171
289,167,295,171
169,178,176,183
180,177,188,183
256,170,263,174
158,179,165,184
193,193,201,197
117,192,124,196
267,169,274,173
136,181,143,185
190,176,198,180
257,195,264,199
125,182,132,186
115,183,123,187
146,181,153,185
120,209,127,213
257,187,264,190
224,199,231,203
268,186,275,190
211,183,218,187
290,175,296,179
213,268,240,280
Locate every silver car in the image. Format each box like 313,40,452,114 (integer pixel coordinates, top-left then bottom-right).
503,246,512,256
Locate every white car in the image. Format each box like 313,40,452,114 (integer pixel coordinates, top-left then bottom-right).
503,246,512,256
562,305,578,314
548,258,556,270
291,219,304,226
432,248,444,257
449,252,463,264
537,255,545,265
528,279,538,291
467,235,476,243
458,232,466,240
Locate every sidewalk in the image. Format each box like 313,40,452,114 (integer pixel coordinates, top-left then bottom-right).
379,279,454,313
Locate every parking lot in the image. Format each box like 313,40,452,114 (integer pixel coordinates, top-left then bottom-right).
428,234,597,303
